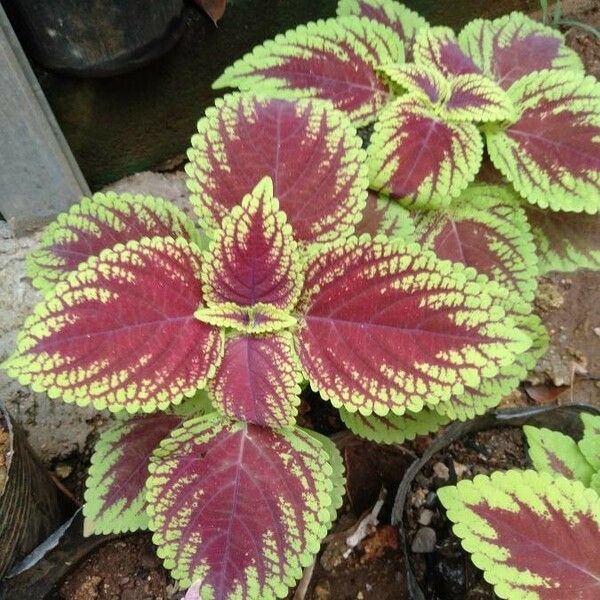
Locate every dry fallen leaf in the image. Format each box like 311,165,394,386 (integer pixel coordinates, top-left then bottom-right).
196,0,227,24
523,383,570,404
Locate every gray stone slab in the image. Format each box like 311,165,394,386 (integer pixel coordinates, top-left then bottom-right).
0,4,89,235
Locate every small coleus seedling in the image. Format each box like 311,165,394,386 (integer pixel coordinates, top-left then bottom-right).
2,91,536,599
214,0,600,241
438,413,600,600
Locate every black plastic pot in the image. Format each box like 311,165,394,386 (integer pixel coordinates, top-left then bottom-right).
391,404,600,600
4,0,185,76
0,403,72,582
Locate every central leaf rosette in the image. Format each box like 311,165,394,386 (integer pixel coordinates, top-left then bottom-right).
188,175,531,428
193,177,304,428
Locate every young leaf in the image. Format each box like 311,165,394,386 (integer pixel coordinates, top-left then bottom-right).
195,303,296,335
337,0,429,60
459,12,584,91
378,63,448,105
443,74,516,122
2,237,223,413
414,184,539,302
579,413,600,472
524,205,600,274
201,178,303,310
340,406,450,444
414,26,481,78
354,191,415,239
187,94,368,243
213,17,404,127
437,311,548,420
439,470,600,600
524,425,595,486
27,193,200,294
368,96,483,207
295,236,530,416
485,71,600,213
147,414,334,597
209,333,302,428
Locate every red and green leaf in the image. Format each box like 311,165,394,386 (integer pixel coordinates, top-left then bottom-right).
212,17,404,127
579,413,600,472
2,237,223,413
27,192,200,294
340,406,450,444
201,178,303,310
443,74,515,122
414,184,539,302
295,236,530,416
378,63,448,105
459,12,583,91
187,94,368,243
414,26,481,78
147,414,334,597
524,205,600,274
83,393,212,535
524,425,595,486
436,311,548,420
485,71,600,213
439,470,600,600
337,0,429,60
354,191,415,239
209,333,302,428
368,96,483,207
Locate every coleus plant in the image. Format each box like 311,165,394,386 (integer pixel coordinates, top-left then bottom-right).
214,0,600,273
2,89,540,599
439,413,600,600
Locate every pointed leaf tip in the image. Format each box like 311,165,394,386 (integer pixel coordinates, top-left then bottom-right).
202,177,304,310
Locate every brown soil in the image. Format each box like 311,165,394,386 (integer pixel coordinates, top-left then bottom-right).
564,3,600,80
532,271,600,408
406,429,529,600
55,535,178,600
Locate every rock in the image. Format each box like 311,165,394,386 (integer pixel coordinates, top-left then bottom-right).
313,581,331,600
0,221,99,461
54,462,73,479
432,462,449,481
418,509,433,526
411,527,437,553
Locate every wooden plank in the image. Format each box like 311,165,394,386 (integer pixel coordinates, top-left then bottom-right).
0,5,89,235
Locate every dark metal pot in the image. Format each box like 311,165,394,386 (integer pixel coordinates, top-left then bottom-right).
4,0,185,76
0,403,73,581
